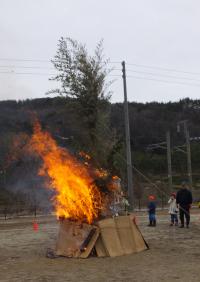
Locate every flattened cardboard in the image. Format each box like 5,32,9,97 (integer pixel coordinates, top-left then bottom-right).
55,215,147,258
95,235,108,257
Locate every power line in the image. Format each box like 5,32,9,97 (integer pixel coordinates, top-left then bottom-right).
1,58,200,88
0,58,50,63
108,74,121,77
126,75,200,88
126,69,200,83
1,71,200,88
126,62,200,76
0,71,56,76
0,65,54,70
108,61,121,64
1,65,200,84
0,57,200,77
0,70,122,78
0,57,121,65
112,67,200,83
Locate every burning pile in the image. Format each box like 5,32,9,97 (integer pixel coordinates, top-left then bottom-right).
29,120,102,223
29,120,148,258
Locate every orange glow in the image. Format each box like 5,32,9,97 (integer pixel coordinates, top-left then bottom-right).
112,175,120,180
94,168,108,178
78,151,91,160
29,121,101,223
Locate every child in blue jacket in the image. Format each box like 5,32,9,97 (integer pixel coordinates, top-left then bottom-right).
148,195,156,227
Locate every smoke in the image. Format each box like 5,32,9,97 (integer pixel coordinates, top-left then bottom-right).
4,132,54,213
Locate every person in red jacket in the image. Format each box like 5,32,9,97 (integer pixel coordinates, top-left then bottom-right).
176,181,193,228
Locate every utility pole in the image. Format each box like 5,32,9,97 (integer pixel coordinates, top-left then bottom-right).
177,120,193,190
122,61,134,209
166,131,173,192
184,122,192,189
147,132,173,192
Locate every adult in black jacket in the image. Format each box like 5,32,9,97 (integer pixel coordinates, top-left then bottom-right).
176,182,193,228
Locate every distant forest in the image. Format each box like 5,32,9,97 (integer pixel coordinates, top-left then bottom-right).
0,97,200,215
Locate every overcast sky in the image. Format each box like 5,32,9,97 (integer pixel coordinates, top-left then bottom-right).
1,0,200,103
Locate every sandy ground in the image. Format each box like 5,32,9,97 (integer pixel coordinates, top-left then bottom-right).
0,211,200,282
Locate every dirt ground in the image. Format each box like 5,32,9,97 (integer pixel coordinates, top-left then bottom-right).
0,210,200,282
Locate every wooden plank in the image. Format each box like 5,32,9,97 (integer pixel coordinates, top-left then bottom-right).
79,227,100,258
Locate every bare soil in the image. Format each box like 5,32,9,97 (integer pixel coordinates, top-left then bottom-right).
0,211,200,282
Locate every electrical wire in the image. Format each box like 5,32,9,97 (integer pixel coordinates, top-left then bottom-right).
1,57,200,89
126,75,200,88
0,65,54,70
126,62,200,76
1,70,200,88
126,69,200,83
0,57,199,76
0,57,121,65
0,58,50,63
0,71,56,76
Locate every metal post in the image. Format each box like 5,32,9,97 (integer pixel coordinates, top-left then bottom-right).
122,61,134,209
166,131,173,192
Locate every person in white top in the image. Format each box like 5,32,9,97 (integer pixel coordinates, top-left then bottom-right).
168,192,178,226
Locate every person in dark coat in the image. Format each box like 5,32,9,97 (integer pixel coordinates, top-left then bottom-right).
176,181,193,228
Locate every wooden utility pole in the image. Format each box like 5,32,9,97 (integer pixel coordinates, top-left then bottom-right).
122,61,134,209
184,122,193,189
177,120,193,190
166,131,173,192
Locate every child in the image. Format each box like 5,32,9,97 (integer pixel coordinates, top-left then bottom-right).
168,192,178,226
148,195,156,227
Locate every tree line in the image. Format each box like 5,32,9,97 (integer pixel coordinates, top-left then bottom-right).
0,97,200,214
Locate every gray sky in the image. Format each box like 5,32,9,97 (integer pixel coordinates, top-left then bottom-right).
1,0,200,103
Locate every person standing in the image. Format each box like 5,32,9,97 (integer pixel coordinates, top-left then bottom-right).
147,195,156,227
168,192,178,226
176,182,193,228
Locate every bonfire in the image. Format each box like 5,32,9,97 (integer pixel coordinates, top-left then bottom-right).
29,120,148,258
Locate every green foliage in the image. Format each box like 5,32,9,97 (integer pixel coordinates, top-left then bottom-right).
50,38,110,100
49,38,115,166
107,139,126,177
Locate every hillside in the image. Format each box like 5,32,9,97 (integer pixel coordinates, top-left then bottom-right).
0,97,200,213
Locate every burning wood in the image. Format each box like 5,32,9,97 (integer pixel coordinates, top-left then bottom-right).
29,120,102,223
28,120,148,258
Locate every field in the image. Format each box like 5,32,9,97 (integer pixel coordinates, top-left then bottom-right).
0,211,200,282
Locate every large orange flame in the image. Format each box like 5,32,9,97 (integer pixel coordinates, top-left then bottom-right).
30,121,101,223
